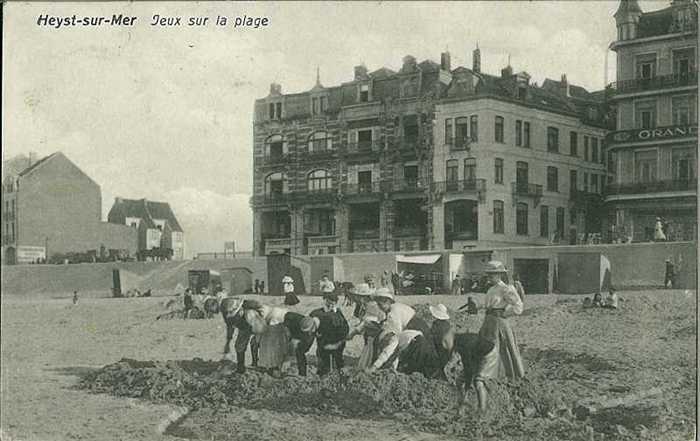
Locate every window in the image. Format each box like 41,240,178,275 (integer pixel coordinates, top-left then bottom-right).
470,115,478,142
464,158,476,182
495,116,504,143
516,203,528,236
494,158,504,184
518,86,527,100
672,148,695,181
268,103,275,119
275,103,282,119
403,115,419,143
673,48,695,77
672,95,696,125
556,208,565,238
591,174,599,193
515,120,522,147
547,127,559,152
264,172,286,196
358,170,373,192
320,96,328,112
635,150,657,183
583,172,589,192
570,132,578,156
359,84,369,102
546,166,558,192
404,165,419,187
570,170,578,195
516,161,529,190
600,174,606,194
308,131,331,152
540,205,549,238
523,122,531,148
266,134,285,159
591,138,599,163
357,129,373,149
493,200,504,234
635,100,656,129
600,140,606,165
308,170,332,191
583,136,589,161
608,151,617,173
444,118,453,145
312,97,319,115
446,159,459,184
636,54,656,79
455,117,469,148
571,209,577,225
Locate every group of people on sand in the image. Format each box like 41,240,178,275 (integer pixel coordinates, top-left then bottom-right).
220,260,526,412
583,288,619,309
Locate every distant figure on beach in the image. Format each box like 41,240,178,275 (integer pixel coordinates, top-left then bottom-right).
664,258,675,289
603,289,619,309
254,279,260,294
283,274,299,306
72,291,79,305
451,275,461,296
259,280,265,295
654,217,666,241
592,292,603,307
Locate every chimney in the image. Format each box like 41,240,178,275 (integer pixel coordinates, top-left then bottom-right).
472,44,481,73
440,52,451,71
354,64,368,80
561,74,570,97
269,83,282,96
402,55,417,71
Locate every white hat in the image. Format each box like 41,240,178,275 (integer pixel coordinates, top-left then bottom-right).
429,304,450,321
373,287,394,302
484,260,508,273
354,283,373,296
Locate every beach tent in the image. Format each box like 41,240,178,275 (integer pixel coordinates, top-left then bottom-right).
556,253,612,294
395,254,443,294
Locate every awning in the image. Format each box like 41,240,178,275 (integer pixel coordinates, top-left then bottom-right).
396,254,442,265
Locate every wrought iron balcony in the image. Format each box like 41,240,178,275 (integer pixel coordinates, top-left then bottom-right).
605,178,697,196
392,178,427,193
346,140,383,153
432,179,486,194
445,136,471,150
608,70,697,95
349,229,380,240
252,191,292,205
512,182,543,198
342,182,385,195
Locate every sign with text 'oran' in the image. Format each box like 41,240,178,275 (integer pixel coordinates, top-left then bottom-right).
607,125,698,145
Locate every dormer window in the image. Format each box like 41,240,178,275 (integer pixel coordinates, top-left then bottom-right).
269,102,283,120
359,84,369,102
311,95,328,115
518,86,527,100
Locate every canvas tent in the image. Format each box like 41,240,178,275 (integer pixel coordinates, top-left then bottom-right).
556,253,612,294
395,254,443,294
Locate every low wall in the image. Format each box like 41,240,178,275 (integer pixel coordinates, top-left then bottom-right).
1,258,268,297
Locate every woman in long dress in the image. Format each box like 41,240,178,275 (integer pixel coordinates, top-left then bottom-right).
242,300,290,377
474,260,525,411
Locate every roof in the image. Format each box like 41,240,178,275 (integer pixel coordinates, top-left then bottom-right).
110,198,183,232
17,152,59,177
614,0,642,18
637,6,675,38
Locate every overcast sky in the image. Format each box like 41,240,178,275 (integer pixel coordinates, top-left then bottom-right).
3,1,669,257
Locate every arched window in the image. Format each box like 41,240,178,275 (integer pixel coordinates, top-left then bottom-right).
308,131,331,152
265,135,285,159
307,169,332,191
464,158,476,182
265,172,286,196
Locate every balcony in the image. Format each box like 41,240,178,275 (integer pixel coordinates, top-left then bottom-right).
306,234,339,246
393,225,424,238
605,178,697,197
252,191,292,205
299,188,338,203
342,182,385,196
391,178,428,194
608,70,697,96
264,237,292,254
350,229,380,240
445,136,471,151
259,153,291,165
432,179,486,195
306,146,336,157
346,140,382,154
2,212,15,221
512,182,543,206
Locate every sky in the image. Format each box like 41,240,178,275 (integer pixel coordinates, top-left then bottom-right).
2,1,669,257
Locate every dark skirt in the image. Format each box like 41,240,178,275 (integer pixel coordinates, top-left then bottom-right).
476,312,525,381
284,293,300,306
398,335,441,378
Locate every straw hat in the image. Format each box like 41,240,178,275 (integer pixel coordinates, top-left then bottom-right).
484,260,508,273
429,303,450,321
373,287,395,302
354,283,373,296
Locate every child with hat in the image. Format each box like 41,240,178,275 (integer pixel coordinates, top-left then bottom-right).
310,291,349,376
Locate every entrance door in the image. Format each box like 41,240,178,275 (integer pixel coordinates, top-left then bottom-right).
513,258,549,294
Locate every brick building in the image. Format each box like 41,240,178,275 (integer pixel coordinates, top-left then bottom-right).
107,198,185,260
1,152,137,264
251,48,612,256
606,0,697,243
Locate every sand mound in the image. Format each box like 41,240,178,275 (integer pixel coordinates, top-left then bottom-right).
79,358,579,438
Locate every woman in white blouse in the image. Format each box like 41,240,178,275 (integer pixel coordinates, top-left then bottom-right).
474,260,525,411
242,300,290,377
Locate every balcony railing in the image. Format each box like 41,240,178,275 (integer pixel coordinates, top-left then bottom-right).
261,153,290,164
512,182,544,198
342,182,384,195
393,225,424,237
605,178,697,196
350,229,380,240
253,191,292,204
608,70,697,95
346,140,383,153
392,178,427,192
2,212,15,221
307,234,339,245
432,179,486,194
445,136,471,150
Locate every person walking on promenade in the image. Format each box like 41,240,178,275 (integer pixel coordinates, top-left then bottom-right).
282,274,299,306
72,291,79,305
451,275,462,296
664,258,676,289
473,260,525,412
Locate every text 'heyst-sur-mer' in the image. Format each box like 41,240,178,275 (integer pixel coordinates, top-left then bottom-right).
36,14,271,29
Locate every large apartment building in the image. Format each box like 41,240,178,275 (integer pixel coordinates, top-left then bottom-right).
251,51,611,256
606,0,697,243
